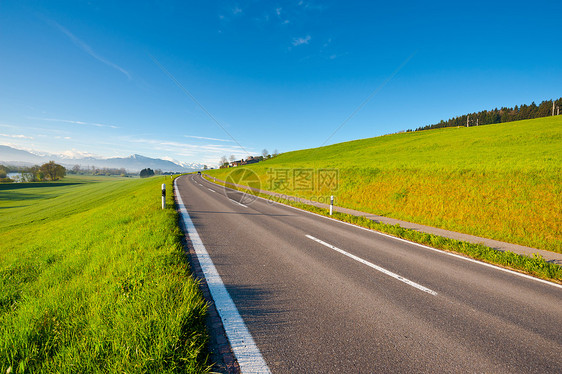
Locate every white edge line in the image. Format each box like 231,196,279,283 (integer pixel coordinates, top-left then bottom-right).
229,198,248,208
306,235,438,296
201,175,562,290
174,177,271,374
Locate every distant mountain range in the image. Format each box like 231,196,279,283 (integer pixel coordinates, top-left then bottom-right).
0,145,204,173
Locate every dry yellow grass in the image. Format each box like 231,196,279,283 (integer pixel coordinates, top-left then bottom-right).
208,116,562,252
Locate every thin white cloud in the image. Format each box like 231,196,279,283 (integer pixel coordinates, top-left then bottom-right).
297,1,326,11
0,133,33,139
2,122,71,136
126,137,250,155
274,6,290,24
161,156,179,162
292,35,311,46
219,4,243,25
184,135,233,142
60,149,102,159
48,20,131,80
0,142,32,151
29,117,119,129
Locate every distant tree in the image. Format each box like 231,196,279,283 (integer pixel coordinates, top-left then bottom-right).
220,156,228,165
537,100,551,117
40,161,66,181
229,154,236,162
203,165,208,170
0,165,11,183
71,164,81,174
272,149,279,157
155,169,163,175
529,102,538,118
139,168,155,178
262,149,269,158
21,165,39,182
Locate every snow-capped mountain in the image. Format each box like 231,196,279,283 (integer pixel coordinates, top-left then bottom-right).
0,145,204,173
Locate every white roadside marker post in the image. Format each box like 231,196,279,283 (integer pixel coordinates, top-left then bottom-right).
162,183,166,209
330,195,334,215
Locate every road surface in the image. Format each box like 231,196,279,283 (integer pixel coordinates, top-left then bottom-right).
175,174,562,373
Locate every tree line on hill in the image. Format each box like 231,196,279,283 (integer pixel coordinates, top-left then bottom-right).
415,97,562,131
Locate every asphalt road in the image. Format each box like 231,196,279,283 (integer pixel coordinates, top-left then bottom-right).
176,174,562,373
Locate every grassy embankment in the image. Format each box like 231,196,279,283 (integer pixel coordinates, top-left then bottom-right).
207,116,562,253
205,175,562,283
0,175,210,373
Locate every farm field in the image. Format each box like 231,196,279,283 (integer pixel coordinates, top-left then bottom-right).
0,175,210,373
207,116,562,252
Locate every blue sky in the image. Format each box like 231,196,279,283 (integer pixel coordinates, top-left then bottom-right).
1,1,561,166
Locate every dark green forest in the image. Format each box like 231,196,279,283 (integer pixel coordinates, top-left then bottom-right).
415,97,562,131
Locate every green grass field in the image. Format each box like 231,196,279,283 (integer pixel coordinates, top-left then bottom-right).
0,175,210,373
207,116,562,252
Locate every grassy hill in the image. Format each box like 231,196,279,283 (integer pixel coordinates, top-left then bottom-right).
0,176,210,373
207,116,562,252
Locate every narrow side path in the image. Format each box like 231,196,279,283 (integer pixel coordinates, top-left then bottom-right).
203,174,562,265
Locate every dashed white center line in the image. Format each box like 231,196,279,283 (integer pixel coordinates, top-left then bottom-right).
207,188,216,193
306,235,438,296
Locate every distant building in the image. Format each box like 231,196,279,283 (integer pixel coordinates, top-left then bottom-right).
245,156,259,164
229,156,262,167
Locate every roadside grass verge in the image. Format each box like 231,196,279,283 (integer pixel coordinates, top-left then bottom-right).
206,117,562,252
0,176,211,373
207,176,562,283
